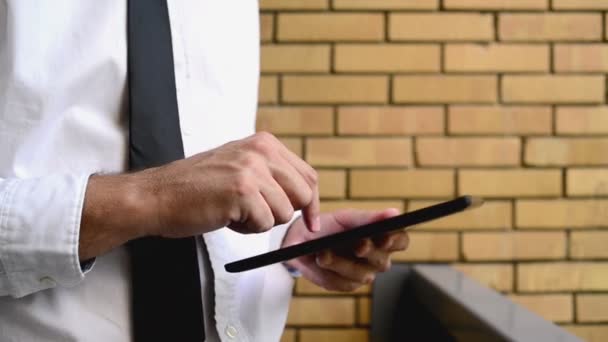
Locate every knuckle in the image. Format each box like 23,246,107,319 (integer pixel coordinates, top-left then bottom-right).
239,153,260,169
275,206,295,225
234,172,255,196
306,168,318,185
255,131,276,141
294,187,313,208
259,215,275,232
250,132,277,154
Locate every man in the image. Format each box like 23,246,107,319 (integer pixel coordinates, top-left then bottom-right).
0,1,408,341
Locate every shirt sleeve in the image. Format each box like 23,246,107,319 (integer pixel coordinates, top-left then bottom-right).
0,173,93,298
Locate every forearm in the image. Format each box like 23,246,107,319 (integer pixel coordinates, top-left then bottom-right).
79,173,155,261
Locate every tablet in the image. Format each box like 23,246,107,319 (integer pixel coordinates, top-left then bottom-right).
225,195,483,273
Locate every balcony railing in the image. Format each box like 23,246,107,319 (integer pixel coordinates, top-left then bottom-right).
372,264,582,342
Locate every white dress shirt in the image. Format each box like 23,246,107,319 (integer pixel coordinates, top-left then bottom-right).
0,1,295,341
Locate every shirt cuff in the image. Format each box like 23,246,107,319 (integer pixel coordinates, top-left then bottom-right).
0,173,93,297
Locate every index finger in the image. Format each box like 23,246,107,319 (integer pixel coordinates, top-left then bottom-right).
278,145,320,232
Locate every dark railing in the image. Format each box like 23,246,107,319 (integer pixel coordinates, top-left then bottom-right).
372,264,582,342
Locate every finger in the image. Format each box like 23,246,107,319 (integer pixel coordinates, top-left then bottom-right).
333,208,400,230
350,241,393,273
302,184,320,233
373,230,408,251
229,190,274,234
360,247,392,273
354,238,374,258
306,266,365,292
316,250,377,283
267,157,313,213
277,146,320,233
258,173,296,226
387,231,409,252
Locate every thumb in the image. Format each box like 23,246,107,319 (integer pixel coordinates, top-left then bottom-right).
333,208,400,229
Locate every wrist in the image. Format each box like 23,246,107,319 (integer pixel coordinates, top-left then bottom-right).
79,173,153,260
115,172,158,239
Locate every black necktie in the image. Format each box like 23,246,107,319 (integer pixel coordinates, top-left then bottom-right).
127,0,205,341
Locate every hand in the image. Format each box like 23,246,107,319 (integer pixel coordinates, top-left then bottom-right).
136,132,320,236
282,209,409,292
79,132,320,260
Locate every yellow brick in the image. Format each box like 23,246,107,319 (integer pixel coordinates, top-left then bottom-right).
287,298,355,325
350,170,454,198
564,325,608,342
283,75,388,104
281,329,296,342
557,106,608,135
459,169,562,198
260,14,274,43
503,75,605,104
568,169,608,196
320,200,405,213
357,297,371,325
390,13,493,41
554,0,608,9
279,137,303,157
571,231,608,259
500,13,602,41
408,200,512,230
307,138,411,167
517,199,608,229
445,0,547,9
335,44,440,72
334,0,438,10
259,76,278,104
509,294,573,323
260,0,328,10
446,44,549,72
449,105,552,135
278,13,384,42
338,106,444,135
526,138,608,166
318,170,346,199
453,264,514,292
578,295,608,322
518,262,608,291
463,232,566,261
417,137,520,166
300,329,368,342
394,76,497,104
392,232,459,261
296,278,370,295
555,44,608,72
257,106,333,135
261,45,330,73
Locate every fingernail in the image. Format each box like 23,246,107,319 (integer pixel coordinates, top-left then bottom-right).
317,251,331,266
313,217,321,232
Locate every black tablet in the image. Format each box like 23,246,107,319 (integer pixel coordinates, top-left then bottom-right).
225,195,483,273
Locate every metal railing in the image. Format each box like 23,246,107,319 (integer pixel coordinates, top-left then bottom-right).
372,264,582,342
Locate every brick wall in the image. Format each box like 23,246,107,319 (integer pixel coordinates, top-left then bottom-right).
257,1,608,341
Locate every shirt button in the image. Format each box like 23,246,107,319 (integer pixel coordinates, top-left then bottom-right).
225,325,238,339
39,276,56,287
